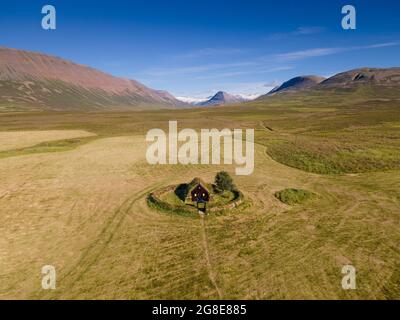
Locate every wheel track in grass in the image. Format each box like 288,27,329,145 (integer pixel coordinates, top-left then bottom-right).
35,181,165,298
34,163,229,299
200,213,223,299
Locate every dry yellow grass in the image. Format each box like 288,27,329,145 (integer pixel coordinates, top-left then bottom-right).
0,130,95,152
0,131,399,299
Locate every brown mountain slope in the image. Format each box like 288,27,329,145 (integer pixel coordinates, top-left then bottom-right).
0,46,184,111
319,67,400,87
257,67,400,102
267,75,325,95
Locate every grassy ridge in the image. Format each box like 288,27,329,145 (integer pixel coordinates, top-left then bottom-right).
0,136,97,159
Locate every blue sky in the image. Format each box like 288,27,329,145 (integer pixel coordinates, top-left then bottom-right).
0,0,400,99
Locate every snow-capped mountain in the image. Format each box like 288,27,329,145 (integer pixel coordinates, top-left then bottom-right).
176,91,259,106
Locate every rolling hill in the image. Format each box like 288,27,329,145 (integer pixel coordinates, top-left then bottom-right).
319,67,400,88
267,75,326,95
0,46,185,111
259,68,400,101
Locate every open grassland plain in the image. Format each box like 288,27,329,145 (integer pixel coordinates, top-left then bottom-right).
0,93,399,299
0,130,95,152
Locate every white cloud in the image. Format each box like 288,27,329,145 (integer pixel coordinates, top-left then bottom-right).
358,41,400,49
273,41,400,62
142,61,256,77
293,26,326,35
275,48,344,61
265,26,325,41
175,48,248,59
141,41,399,79
194,66,293,80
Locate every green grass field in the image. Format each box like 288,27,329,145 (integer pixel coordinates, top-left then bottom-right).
0,90,399,299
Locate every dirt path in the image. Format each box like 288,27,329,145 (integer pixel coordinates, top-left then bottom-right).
199,213,223,299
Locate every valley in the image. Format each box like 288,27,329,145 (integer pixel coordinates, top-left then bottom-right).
0,90,399,299
1,0,400,304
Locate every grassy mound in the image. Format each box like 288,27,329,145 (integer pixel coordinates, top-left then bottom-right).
147,186,198,217
148,184,243,216
274,188,315,205
161,188,237,210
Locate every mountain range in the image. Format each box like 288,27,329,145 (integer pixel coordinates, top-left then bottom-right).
199,91,247,106
267,76,326,95
1,46,400,111
176,92,255,106
259,68,400,99
0,46,185,111
177,68,400,106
